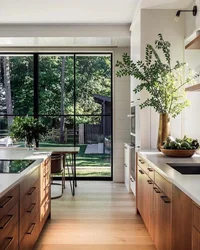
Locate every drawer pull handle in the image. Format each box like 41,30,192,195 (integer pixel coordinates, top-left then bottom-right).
161,196,171,203
0,215,13,229
27,187,36,195
124,164,127,168
44,184,50,191
147,180,153,184
0,196,13,208
139,170,144,174
139,159,145,164
4,237,13,250
130,177,134,182
27,223,36,235
147,168,153,172
27,203,36,213
153,187,161,193
45,199,50,206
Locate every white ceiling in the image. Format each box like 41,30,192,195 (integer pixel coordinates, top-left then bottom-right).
0,0,139,24
141,0,191,9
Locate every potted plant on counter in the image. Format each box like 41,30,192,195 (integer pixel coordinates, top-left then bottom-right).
116,34,198,151
10,116,47,149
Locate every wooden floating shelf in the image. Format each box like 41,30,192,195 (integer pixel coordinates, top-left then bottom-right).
185,84,200,92
185,34,200,49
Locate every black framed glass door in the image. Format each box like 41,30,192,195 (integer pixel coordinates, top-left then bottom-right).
0,52,113,180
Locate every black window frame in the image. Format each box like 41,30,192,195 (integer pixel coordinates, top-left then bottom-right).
0,52,113,181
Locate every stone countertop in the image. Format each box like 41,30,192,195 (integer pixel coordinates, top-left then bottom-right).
0,147,80,198
138,150,200,206
0,148,50,198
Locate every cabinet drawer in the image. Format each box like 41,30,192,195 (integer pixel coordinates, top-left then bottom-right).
0,222,18,250
0,185,19,221
20,214,40,250
0,203,19,244
20,179,39,218
40,197,51,231
155,171,172,199
20,195,39,242
138,156,149,173
193,204,200,232
20,167,39,198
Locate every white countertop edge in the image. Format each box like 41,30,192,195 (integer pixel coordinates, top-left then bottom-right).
0,154,50,198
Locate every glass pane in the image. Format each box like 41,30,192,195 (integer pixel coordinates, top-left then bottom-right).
38,116,76,147
0,115,35,148
0,56,34,116
38,55,74,115
75,116,112,177
75,55,111,115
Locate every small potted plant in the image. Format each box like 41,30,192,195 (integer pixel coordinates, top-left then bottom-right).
10,116,47,149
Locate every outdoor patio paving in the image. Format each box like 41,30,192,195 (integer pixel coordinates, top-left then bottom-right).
85,144,110,154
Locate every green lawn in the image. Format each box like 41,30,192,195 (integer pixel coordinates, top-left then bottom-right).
39,142,110,167
18,141,111,177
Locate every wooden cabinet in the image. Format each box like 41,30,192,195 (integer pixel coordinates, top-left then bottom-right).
193,204,200,250
0,185,19,250
193,226,200,250
20,168,40,249
154,185,171,250
40,157,51,230
172,185,192,250
137,154,172,250
0,156,51,250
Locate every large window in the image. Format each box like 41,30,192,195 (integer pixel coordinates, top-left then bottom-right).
0,53,112,179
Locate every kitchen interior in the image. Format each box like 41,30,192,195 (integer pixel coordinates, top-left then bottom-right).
1,0,200,250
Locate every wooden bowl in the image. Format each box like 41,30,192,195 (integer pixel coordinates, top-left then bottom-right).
160,148,196,157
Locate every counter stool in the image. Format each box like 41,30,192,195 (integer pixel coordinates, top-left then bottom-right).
51,154,65,199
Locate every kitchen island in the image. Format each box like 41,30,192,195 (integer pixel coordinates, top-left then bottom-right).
137,150,200,250
0,147,79,250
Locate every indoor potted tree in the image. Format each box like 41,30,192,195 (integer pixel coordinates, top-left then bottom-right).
10,116,47,149
116,34,198,150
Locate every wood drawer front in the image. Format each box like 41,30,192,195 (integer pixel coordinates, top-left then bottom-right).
148,167,154,181
20,195,39,242
20,214,40,250
193,204,200,232
41,182,51,205
0,185,19,221
20,179,39,218
0,203,19,244
20,167,39,198
0,222,19,250
138,156,149,173
154,171,172,199
40,197,50,231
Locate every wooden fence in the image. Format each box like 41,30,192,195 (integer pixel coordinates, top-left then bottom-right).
79,124,102,144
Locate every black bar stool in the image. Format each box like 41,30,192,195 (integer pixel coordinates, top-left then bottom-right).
50,154,65,199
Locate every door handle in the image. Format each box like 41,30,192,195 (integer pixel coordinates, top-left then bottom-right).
147,168,153,172
124,164,127,168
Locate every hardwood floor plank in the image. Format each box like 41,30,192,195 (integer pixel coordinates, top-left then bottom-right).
35,181,156,250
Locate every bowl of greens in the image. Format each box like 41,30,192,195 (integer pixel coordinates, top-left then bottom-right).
161,136,199,157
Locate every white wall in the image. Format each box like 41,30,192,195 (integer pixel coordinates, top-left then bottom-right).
130,9,185,149
113,47,130,182
184,50,200,139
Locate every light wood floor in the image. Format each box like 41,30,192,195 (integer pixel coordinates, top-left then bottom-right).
35,181,156,250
